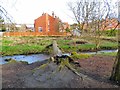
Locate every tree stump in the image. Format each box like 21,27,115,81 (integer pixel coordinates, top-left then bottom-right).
52,40,62,57
52,40,80,67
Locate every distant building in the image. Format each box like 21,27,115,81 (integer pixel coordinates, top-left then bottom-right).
15,24,34,32
34,12,70,34
82,18,120,31
71,29,81,37
100,18,120,30
63,22,70,30
3,12,71,37
26,24,34,32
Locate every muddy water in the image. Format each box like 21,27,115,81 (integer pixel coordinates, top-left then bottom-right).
0,54,50,65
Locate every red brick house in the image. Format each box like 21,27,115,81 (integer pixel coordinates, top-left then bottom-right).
3,12,70,37
80,18,120,31
34,12,70,35
101,18,120,30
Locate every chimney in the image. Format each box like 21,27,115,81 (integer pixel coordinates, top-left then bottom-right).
52,11,54,18
42,12,44,15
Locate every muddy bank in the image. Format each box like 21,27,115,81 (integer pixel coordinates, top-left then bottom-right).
2,55,119,88
2,60,48,88
78,55,116,82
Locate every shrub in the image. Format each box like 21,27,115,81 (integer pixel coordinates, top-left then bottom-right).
103,30,117,37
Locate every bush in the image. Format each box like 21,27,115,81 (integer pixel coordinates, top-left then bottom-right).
0,26,6,32
65,28,70,32
97,29,117,37
103,30,117,37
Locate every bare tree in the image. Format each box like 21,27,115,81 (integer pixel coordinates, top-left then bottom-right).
68,0,98,33
110,1,120,85
68,0,115,50
0,16,5,30
110,21,120,85
0,0,17,31
91,0,112,51
68,0,120,85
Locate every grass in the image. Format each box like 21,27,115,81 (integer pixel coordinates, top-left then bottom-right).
71,52,92,60
2,44,45,56
99,42,118,50
8,59,18,64
1,36,118,56
2,36,51,56
80,35,118,50
7,59,29,64
98,52,117,56
78,43,96,50
2,40,13,45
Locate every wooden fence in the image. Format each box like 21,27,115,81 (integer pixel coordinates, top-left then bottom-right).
3,32,71,37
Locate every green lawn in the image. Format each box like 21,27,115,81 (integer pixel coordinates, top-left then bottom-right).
1,36,118,56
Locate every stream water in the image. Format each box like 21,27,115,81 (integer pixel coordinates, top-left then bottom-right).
0,49,118,65
0,54,50,65
81,49,118,54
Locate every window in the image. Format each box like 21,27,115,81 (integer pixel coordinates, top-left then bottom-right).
48,28,50,32
38,27,42,32
48,26,50,32
109,23,112,26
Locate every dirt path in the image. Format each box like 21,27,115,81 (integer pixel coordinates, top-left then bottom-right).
2,55,119,88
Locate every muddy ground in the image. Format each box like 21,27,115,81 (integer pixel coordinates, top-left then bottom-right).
2,55,120,88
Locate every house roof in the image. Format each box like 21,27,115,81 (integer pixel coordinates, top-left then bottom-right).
35,13,61,21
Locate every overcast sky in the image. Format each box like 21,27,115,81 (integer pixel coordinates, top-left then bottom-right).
1,0,76,24
0,0,118,24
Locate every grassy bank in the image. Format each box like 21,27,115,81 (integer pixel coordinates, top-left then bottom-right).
1,36,118,56
98,52,117,56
